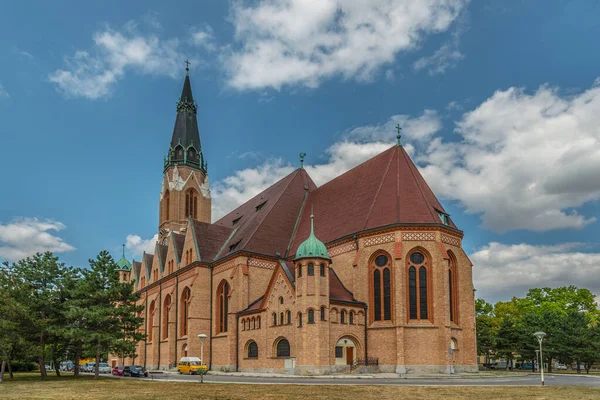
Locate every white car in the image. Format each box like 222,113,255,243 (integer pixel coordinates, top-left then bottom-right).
98,363,112,374
555,364,568,370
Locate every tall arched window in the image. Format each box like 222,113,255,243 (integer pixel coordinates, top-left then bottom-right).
272,312,277,326
163,191,170,222
320,264,325,277
248,341,258,358
370,252,393,322
349,311,354,325
308,309,315,324
280,312,284,325
163,294,171,340
217,280,229,334
185,189,198,219
341,310,346,324
307,263,314,276
408,250,430,321
448,252,459,323
286,310,291,324
298,312,303,327
276,338,290,357
148,300,155,342
180,287,191,336
320,306,326,321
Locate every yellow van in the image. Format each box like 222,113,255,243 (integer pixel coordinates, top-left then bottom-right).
177,357,203,375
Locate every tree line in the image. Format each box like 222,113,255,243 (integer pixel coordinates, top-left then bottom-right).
476,286,600,373
0,251,144,383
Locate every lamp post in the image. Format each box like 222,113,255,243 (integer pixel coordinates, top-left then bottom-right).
534,331,546,386
535,349,539,373
197,333,208,365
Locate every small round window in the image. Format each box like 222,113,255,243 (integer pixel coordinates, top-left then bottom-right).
375,255,388,267
410,252,425,265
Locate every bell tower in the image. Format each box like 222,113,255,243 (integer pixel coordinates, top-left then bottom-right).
158,62,211,244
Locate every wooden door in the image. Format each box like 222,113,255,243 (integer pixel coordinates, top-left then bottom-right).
346,347,354,365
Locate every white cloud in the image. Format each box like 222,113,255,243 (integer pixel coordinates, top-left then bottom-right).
0,83,9,98
49,23,189,99
420,79,600,232
471,242,600,303
225,0,469,90
191,25,216,51
413,15,467,75
0,218,75,262
211,112,440,220
125,234,158,258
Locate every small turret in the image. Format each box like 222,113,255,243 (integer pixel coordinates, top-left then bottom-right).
116,244,132,282
295,214,329,260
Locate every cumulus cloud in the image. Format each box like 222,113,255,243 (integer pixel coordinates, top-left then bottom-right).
225,0,469,90
471,242,600,303
125,233,158,258
191,25,216,51
413,14,467,75
0,218,75,262
49,23,190,99
211,111,441,220
420,79,600,232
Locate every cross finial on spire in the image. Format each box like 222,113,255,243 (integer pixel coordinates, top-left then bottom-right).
299,152,307,169
185,59,190,75
395,124,402,146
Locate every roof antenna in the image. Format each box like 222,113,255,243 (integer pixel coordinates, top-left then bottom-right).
299,152,307,169
395,124,402,146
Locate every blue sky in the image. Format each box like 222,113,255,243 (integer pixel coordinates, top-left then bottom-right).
1,0,600,302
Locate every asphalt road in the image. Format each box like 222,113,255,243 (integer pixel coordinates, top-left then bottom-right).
109,373,600,387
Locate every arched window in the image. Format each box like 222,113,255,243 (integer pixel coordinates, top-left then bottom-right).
320,264,325,277
370,252,392,322
349,311,354,325
298,312,303,327
408,250,430,320
341,310,346,324
307,263,314,276
257,316,261,329
298,265,302,277
248,341,258,358
175,146,184,161
448,252,459,324
286,310,291,324
163,294,171,340
308,309,315,324
148,301,155,342
279,296,284,305
280,312,284,325
320,306,326,321
140,276,145,288
276,338,290,357
163,191,170,222
185,189,198,219
272,312,277,326
216,280,229,334
251,317,256,330
180,287,191,336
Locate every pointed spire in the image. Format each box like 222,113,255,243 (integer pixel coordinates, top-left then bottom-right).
122,243,125,258
295,208,329,260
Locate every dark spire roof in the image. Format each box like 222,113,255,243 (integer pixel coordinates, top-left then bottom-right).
165,66,206,172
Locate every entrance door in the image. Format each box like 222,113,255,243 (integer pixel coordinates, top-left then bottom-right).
346,347,354,366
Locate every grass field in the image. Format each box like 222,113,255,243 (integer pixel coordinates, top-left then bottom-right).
2,373,600,400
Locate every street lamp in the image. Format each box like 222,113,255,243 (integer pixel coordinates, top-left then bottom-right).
534,331,546,386
197,333,208,365
535,349,539,373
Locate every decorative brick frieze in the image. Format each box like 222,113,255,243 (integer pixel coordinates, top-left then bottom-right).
441,234,461,247
364,234,395,247
402,232,435,241
329,242,357,257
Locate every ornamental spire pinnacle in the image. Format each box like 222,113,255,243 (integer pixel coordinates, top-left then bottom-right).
395,124,402,146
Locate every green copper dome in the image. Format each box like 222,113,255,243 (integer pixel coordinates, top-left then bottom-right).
116,245,132,271
296,215,329,259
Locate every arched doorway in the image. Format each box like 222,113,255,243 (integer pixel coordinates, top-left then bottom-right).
335,336,358,366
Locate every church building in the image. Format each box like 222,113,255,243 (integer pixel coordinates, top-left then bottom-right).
111,67,477,375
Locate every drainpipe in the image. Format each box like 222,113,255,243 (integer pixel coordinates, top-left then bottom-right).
158,282,162,369
235,313,240,372
175,274,179,368
144,291,148,369
363,304,368,363
209,266,213,370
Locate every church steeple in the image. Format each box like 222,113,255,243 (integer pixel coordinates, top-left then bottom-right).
165,62,207,173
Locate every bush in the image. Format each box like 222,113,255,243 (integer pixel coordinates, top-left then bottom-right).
8,361,40,372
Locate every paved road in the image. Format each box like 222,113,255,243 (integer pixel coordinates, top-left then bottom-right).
110,373,600,387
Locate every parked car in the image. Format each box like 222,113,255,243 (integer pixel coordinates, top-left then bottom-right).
134,365,148,377
178,357,203,375
490,361,508,370
83,362,95,373
555,364,568,370
123,366,145,377
98,363,112,374
112,366,125,376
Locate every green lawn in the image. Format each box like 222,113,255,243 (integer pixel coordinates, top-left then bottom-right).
2,373,600,400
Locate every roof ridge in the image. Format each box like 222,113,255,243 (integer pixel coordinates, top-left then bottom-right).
401,146,440,223
362,146,396,230
243,169,301,252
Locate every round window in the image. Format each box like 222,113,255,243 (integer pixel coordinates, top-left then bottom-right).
375,255,388,267
410,252,425,265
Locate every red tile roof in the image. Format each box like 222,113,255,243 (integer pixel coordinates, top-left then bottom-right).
288,145,457,256
329,268,358,303
214,168,316,258
190,219,233,262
